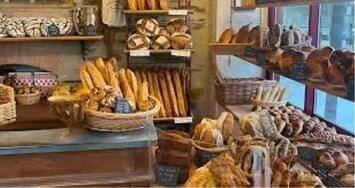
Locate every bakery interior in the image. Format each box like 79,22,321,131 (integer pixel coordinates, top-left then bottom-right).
0,0,354,187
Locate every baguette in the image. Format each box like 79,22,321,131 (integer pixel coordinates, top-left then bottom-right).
106,63,121,94
180,69,188,111
261,88,271,102
137,0,146,10
138,81,151,111
147,71,156,97
95,57,109,83
79,64,94,90
172,70,187,117
153,72,166,117
118,69,136,110
255,87,263,101
135,70,142,88
166,70,180,117
159,0,168,10
273,87,283,102
126,69,138,100
147,0,157,10
86,62,107,88
107,57,119,74
127,0,137,10
268,85,279,102
140,70,148,83
278,87,287,101
159,72,172,117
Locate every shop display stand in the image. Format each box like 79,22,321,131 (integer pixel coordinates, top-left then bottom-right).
123,0,194,125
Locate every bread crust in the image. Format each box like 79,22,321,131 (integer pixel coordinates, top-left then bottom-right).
153,72,166,117
118,69,136,110
86,62,107,88
158,72,172,117
79,64,94,90
127,0,137,10
165,70,180,117
172,70,187,117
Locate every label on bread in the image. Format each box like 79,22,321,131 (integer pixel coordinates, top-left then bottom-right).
130,50,150,57
171,50,191,57
174,117,193,124
168,10,188,15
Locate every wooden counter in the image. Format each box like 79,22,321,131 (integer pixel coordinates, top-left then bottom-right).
0,123,157,186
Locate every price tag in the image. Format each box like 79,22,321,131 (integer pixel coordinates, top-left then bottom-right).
130,50,150,57
155,164,180,187
171,50,191,57
174,117,193,124
168,9,188,16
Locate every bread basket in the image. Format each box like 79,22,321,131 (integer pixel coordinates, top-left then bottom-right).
84,96,160,132
251,98,287,108
15,92,41,105
0,84,16,126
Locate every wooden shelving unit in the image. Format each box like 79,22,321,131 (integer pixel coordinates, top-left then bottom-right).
237,0,353,8
123,9,193,15
0,35,104,42
124,48,194,55
234,55,353,102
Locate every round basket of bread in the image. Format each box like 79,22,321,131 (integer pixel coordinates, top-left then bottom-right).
15,84,41,105
192,112,235,153
78,57,160,132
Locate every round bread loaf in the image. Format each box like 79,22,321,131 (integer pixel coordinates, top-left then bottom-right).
136,18,160,37
127,33,151,50
166,18,189,34
171,32,192,49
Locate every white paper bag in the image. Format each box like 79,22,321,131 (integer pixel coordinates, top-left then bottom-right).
102,0,126,27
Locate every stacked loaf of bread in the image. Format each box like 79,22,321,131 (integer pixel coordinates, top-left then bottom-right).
127,0,169,10
218,24,260,45
0,14,73,38
128,18,192,50
133,68,189,118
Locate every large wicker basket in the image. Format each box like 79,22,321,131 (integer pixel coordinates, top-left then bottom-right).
216,74,277,105
15,93,41,105
84,96,161,133
0,84,16,126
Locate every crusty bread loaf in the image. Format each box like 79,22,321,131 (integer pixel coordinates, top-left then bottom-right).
106,63,121,94
153,72,166,117
180,69,188,113
147,71,156,97
79,64,94,90
137,0,146,10
218,28,234,43
126,69,138,100
138,81,152,111
118,69,136,110
107,57,119,74
165,70,180,117
127,0,137,10
158,72,172,117
135,70,142,88
140,70,148,83
95,57,109,83
172,70,187,117
86,62,107,88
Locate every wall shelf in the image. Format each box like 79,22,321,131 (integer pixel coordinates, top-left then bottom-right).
237,0,353,8
123,9,193,15
0,36,104,42
234,55,354,103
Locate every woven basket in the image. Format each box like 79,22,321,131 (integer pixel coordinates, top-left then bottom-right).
85,96,160,133
216,74,277,105
192,140,229,153
15,93,41,105
0,102,16,126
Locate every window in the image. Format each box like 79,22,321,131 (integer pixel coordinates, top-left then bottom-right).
277,6,310,109
280,6,310,32
315,90,355,133
319,2,355,50
278,75,305,109
314,2,355,133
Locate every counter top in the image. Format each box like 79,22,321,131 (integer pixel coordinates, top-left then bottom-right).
0,122,157,155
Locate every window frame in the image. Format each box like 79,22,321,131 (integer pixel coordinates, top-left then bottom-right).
270,4,354,136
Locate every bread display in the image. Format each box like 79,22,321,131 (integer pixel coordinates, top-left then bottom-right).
193,112,234,148
128,18,192,50
133,68,189,118
326,50,355,86
127,0,138,10
306,46,334,82
218,24,260,45
267,25,311,47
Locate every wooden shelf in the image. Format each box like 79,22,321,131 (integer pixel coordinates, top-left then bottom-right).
124,48,194,55
238,0,353,8
0,35,104,42
154,116,193,124
123,9,193,15
0,3,73,8
209,43,253,56
235,55,354,102
233,6,257,11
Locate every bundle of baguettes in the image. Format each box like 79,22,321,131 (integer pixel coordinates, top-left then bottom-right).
127,0,169,10
79,57,154,112
134,68,188,118
254,85,287,103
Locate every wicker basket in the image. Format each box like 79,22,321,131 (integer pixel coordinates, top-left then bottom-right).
15,93,41,105
192,140,229,153
0,102,16,126
84,96,161,133
216,74,277,105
